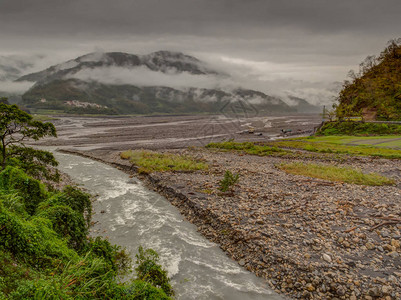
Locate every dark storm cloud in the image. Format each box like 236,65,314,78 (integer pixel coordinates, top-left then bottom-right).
1,0,400,37
0,0,400,103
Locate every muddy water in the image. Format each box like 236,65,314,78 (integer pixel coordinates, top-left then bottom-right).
53,151,283,300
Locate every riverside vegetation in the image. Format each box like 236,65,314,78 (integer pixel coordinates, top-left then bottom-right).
0,101,174,299
120,150,208,173
278,162,395,186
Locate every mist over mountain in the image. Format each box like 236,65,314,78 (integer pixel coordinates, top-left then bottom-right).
15,51,320,115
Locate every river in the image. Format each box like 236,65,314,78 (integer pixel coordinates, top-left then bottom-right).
53,151,283,300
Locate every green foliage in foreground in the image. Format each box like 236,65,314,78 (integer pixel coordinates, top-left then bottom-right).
206,141,288,156
121,150,208,173
278,162,395,186
266,138,401,159
317,121,401,136
0,166,173,299
135,247,174,297
218,170,240,192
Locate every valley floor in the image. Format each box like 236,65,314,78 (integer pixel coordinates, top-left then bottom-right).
62,147,401,300
36,114,401,299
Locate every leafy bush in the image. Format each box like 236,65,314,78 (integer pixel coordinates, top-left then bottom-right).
135,246,174,297
36,205,87,251
10,256,117,299
0,204,77,263
0,192,28,218
45,186,92,226
0,249,36,296
0,166,47,215
83,237,132,275
219,170,240,192
128,280,171,300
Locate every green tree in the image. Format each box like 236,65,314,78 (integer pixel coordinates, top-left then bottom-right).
0,101,58,180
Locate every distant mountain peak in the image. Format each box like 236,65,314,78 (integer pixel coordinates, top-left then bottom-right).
147,50,200,62
17,50,218,83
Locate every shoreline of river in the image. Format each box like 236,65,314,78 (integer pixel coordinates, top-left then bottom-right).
58,147,401,299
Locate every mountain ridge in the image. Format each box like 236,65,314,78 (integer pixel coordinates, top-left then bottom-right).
16,51,319,115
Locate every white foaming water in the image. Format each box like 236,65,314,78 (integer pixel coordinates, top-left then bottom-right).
97,179,140,200
186,258,244,275
161,249,182,276
173,230,215,248
114,215,125,226
121,200,141,219
53,151,283,300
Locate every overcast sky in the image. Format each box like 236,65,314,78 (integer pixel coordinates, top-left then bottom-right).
1,0,400,104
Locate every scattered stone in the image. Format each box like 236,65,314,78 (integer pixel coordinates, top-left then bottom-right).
305,283,315,292
391,239,400,248
382,285,392,295
366,242,375,250
323,253,332,263
383,244,395,252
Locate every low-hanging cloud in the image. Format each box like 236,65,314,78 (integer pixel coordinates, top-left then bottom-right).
65,54,339,106
0,80,34,94
67,65,234,90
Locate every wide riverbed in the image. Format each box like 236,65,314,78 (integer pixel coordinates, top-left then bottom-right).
53,151,283,300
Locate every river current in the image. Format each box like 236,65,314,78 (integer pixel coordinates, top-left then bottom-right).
53,151,283,300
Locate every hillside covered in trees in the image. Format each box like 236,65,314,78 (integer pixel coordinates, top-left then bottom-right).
335,39,401,121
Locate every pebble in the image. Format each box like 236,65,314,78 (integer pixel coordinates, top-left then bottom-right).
391,239,400,248
365,242,375,250
382,285,392,295
383,244,395,252
323,253,332,263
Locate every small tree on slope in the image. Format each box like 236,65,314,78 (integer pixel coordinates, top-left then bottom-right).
0,101,59,181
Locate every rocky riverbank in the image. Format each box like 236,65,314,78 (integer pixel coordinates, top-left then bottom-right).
59,147,401,299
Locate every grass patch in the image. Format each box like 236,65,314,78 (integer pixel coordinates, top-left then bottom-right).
278,162,395,186
120,150,208,173
266,138,401,159
206,141,289,156
317,121,401,136
31,114,58,122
